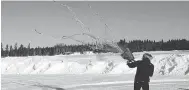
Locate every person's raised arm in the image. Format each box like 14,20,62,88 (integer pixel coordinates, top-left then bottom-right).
127,60,140,68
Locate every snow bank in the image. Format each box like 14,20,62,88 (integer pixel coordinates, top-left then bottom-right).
1,51,189,75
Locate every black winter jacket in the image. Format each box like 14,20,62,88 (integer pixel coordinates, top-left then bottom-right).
127,59,154,82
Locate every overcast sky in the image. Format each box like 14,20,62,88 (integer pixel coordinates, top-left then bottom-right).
2,1,189,47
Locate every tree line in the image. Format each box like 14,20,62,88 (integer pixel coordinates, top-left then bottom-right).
1,43,93,57
118,39,189,52
1,39,189,57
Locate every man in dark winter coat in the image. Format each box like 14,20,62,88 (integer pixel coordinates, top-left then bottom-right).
121,53,154,90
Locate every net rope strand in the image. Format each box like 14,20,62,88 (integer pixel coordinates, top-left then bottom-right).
34,29,60,41
55,0,123,53
85,2,123,53
34,0,124,53
52,1,108,51
52,1,101,49
34,29,100,51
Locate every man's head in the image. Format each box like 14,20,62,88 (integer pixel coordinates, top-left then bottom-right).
142,53,153,61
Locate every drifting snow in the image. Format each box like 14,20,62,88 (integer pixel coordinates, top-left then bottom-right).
1,51,189,75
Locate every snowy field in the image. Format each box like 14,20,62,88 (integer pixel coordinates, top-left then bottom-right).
1,50,189,90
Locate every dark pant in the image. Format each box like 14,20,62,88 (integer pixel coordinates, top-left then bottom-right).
134,81,149,90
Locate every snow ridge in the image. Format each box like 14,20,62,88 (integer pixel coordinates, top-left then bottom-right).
1,51,189,75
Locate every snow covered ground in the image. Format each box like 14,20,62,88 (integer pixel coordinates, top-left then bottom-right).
2,74,189,90
1,50,189,90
